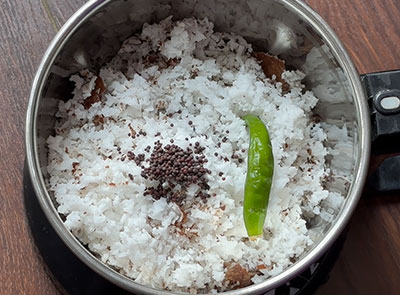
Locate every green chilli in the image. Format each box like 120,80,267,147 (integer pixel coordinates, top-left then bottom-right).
242,115,274,240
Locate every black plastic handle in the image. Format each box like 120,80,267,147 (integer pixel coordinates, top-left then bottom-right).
361,70,400,192
369,155,400,192
361,70,400,154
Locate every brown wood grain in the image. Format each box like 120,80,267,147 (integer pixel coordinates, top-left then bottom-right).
0,0,399,294
0,1,84,294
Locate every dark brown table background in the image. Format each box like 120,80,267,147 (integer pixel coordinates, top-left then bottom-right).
1,1,399,294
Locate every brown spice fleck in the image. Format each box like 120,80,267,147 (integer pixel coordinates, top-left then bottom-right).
224,264,255,289
83,76,106,109
72,162,79,174
256,264,272,270
147,55,158,63
167,58,179,67
174,206,188,228
156,101,166,112
93,114,105,126
128,124,137,137
253,52,290,93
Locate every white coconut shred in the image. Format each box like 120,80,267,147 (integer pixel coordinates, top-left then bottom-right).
47,17,351,293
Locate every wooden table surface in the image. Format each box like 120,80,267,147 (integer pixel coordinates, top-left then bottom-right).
1,1,399,294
